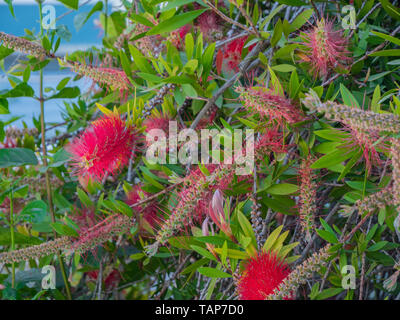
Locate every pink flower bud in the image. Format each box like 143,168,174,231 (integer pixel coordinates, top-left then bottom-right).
208,190,235,241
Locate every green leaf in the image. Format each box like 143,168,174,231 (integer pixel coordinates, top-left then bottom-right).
136,73,163,83
47,87,80,100
168,236,202,249
160,0,199,12
51,222,79,237
379,0,400,20
276,0,307,6
337,149,363,181
260,4,284,30
340,84,359,108
180,258,208,275
0,46,13,60
129,14,155,27
289,8,313,32
1,82,34,98
4,0,15,18
185,33,194,59
197,267,232,278
129,45,154,73
311,148,356,169
271,19,283,47
314,129,348,142
0,228,42,245
77,188,93,208
120,51,132,77
50,148,71,167
371,85,381,112
316,229,338,244
271,64,296,72
369,49,400,57
262,196,297,215
237,211,257,251
263,225,284,252
314,288,344,300
58,0,79,10
190,245,217,261
0,98,9,114
146,10,206,36
73,1,103,31
368,241,388,252
0,148,38,168
371,31,400,46
266,183,298,195
23,66,31,82
181,83,197,97
20,200,48,224
221,241,228,266
213,248,249,260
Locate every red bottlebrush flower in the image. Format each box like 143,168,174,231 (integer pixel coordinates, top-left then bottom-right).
298,156,317,242
69,62,131,101
299,18,351,78
72,207,99,233
194,2,225,42
0,137,17,149
126,184,159,228
197,106,218,130
238,252,291,300
143,114,177,151
72,214,133,253
237,86,304,127
221,36,256,73
224,37,246,72
255,130,288,158
66,112,138,181
143,114,171,135
87,269,121,290
338,125,387,174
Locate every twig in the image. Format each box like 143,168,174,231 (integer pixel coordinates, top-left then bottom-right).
154,253,192,299
204,0,255,36
296,202,340,266
359,252,366,300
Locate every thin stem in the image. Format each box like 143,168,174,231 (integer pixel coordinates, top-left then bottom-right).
204,0,255,36
310,0,321,20
9,192,15,289
37,0,72,300
105,0,108,38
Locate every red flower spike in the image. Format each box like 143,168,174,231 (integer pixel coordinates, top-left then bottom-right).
238,252,291,300
299,18,351,78
222,36,256,73
237,86,304,127
67,113,137,181
339,125,386,174
254,130,288,160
